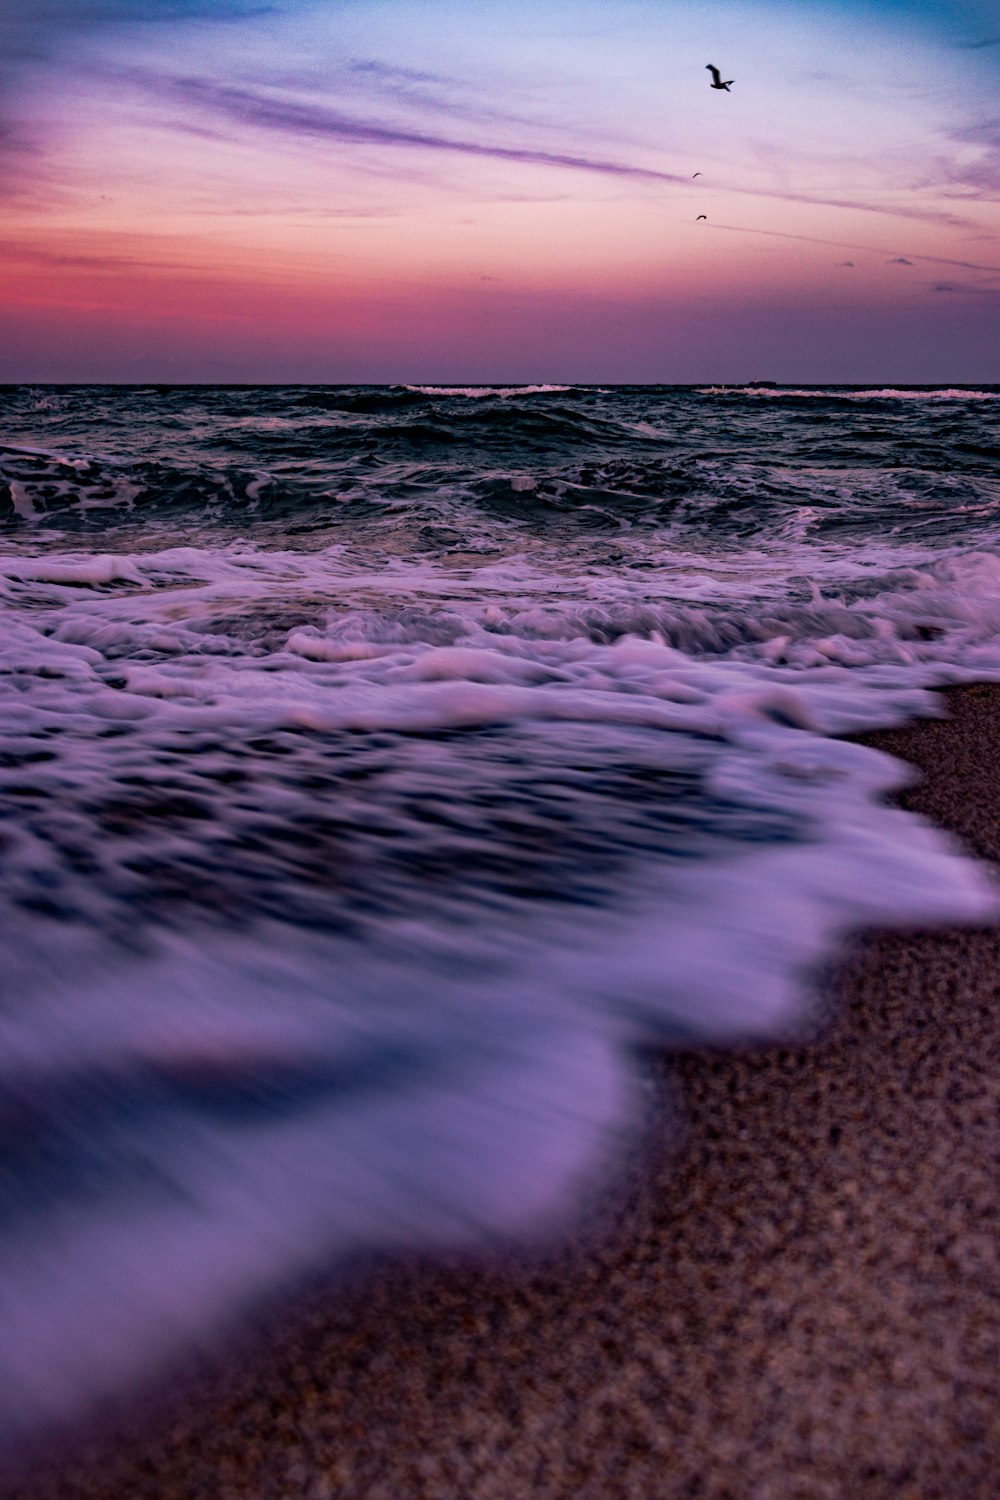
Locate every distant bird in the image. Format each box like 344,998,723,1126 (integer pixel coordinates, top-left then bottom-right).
692,171,703,178
706,64,733,91
696,214,707,221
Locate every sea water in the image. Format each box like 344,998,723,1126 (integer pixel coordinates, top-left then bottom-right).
1,382,999,1437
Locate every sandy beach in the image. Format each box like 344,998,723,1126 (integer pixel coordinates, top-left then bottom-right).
9,681,1000,1500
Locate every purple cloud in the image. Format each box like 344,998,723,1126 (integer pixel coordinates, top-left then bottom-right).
0,238,220,273
347,60,451,87
141,73,690,187
941,116,1000,195
0,2,295,185
929,278,1000,294
710,221,1000,276
2,0,281,72
103,68,986,233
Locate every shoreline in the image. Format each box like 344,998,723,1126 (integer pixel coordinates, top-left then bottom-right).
10,683,1000,1499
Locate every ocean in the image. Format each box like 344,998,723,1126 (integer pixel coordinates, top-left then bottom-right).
1,381,999,1440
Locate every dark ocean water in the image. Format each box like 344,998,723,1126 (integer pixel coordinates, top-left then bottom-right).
1,382,999,1439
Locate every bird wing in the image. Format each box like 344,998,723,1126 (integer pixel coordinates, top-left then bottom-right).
706,64,722,83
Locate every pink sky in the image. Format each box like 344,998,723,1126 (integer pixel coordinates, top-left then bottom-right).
2,0,998,381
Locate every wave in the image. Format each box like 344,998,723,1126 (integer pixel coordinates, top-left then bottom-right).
289,384,575,412
5,445,998,556
0,443,330,529
293,387,429,413
2,380,1000,1439
3,526,1000,1441
699,385,1000,401
404,384,575,397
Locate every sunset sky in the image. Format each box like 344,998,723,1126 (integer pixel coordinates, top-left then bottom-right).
2,0,999,382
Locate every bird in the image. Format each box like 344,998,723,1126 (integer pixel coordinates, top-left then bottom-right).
706,64,733,91
696,214,707,221
692,172,702,178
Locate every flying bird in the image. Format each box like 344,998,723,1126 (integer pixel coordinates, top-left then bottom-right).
696,214,707,221
692,172,702,178
706,65,733,91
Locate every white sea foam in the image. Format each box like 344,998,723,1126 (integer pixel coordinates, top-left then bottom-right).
404,384,573,397
2,382,999,1442
699,386,1000,400
0,738,993,1434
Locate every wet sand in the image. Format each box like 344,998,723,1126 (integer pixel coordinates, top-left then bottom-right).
9,682,1000,1499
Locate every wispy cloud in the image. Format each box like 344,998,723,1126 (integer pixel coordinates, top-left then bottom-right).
0,242,126,268
136,72,692,187
0,0,283,74
0,121,55,204
347,60,452,88
0,1,297,182
937,115,1000,196
929,278,1000,293
0,238,213,273
707,222,1000,276
253,57,563,141
106,67,985,235
768,193,972,230
951,118,1000,146
0,124,43,161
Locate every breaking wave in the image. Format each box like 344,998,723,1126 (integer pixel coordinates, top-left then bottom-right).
0,382,999,1443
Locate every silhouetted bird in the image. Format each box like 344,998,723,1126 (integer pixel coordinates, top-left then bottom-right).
706,64,733,91
696,215,707,221
692,172,703,178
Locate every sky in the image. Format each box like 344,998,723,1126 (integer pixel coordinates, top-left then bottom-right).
1,0,999,382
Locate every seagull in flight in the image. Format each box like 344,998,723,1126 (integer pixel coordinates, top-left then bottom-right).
692,172,703,178
706,64,733,91
696,215,707,221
